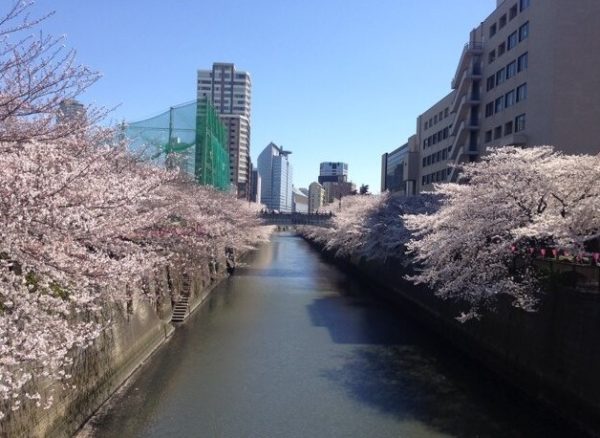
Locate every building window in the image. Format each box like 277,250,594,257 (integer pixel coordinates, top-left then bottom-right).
490,23,497,38
494,126,503,139
445,108,449,118
506,60,517,79
422,158,426,167
443,127,449,139
517,52,529,71
496,67,506,85
486,75,495,91
499,14,507,29
495,96,504,113
498,42,506,57
424,121,428,129
520,0,530,12
515,113,526,131
507,31,518,50
505,90,516,107
434,115,438,124
488,50,496,64
509,4,518,19
505,121,514,135
422,176,426,185
519,22,530,41
485,102,494,117
516,83,528,102
485,130,493,143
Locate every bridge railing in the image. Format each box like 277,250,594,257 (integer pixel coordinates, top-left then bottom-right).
259,212,334,226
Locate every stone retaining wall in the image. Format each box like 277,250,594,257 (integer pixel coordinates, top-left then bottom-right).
306,239,600,437
0,255,234,438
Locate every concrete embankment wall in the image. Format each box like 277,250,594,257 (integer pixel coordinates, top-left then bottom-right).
306,239,600,436
1,255,235,438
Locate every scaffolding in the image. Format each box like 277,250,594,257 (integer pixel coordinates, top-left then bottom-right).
126,98,231,190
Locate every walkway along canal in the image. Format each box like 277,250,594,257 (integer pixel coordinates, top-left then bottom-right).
78,233,576,437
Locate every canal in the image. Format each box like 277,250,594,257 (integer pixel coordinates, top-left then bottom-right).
79,233,572,437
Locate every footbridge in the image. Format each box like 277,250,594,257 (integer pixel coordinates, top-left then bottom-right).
260,212,334,227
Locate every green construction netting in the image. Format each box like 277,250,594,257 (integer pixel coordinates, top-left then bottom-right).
126,98,231,190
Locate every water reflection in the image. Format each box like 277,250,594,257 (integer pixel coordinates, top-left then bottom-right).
80,234,574,438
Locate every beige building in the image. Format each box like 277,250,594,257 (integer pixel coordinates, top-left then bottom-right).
322,181,356,204
383,0,600,194
308,182,325,213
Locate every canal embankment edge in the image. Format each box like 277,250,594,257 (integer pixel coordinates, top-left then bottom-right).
0,247,259,438
302,236,600,437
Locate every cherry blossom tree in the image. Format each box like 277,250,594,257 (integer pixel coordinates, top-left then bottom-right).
404,146,600,321
300,192,438,262
0,1,268,421
0,1,102,143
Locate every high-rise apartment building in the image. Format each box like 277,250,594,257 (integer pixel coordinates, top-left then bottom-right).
383,0,600,194
257,142,294,212
197,62,252,198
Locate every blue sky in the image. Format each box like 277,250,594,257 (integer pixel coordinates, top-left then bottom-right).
30,0,494,192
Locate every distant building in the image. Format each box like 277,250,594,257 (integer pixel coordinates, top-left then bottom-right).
318,162,348,184
257,142,293,212
250,167,261,203
380,136,419,195
322,181,355,204
292,187,309,213
308,182,325,213
58,99,86,124
197,62,251,198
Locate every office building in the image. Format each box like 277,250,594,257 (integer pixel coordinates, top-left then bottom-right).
197,62,252,198
308,182,325,213
318,162,348,184
257,142,293,212
383,0,600,194
381,136,419,195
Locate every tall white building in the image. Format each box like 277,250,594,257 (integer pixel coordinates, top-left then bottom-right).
197,62,251,198
257,142,293,213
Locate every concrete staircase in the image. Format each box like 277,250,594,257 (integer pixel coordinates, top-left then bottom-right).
170,296,189,323
171,274,191,324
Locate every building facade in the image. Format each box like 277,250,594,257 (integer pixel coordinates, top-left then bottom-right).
322,181,356,204
308,182,325,213
318,162,348,184
383,0,600,194
58,99,86,124
257,142,294,212
197,63,252,198
250,167,261,203
381,136,419,195
292,187,309,213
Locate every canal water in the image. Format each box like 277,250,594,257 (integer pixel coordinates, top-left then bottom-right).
80,233,572,438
